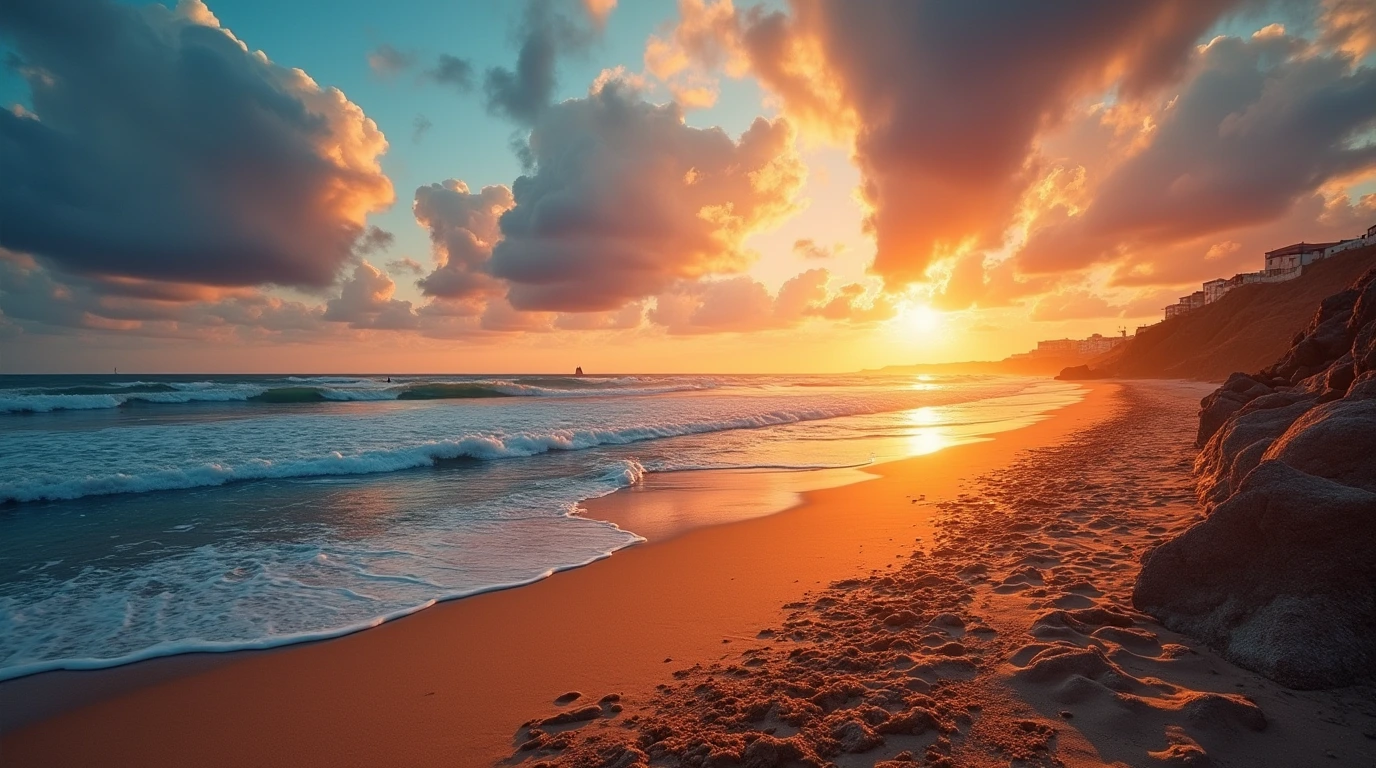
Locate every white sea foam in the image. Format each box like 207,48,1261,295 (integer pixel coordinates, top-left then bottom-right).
0,405,879,502
0,375,1087,682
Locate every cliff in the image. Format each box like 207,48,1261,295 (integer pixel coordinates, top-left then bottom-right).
1132,264,1376,690
1060,245,1376,382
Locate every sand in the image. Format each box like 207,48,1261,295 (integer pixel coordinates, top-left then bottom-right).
4,381,1373,767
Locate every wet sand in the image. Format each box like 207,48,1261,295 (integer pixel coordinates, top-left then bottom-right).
1,382,1111,767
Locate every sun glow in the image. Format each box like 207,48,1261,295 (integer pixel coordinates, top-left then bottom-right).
893,301,943,335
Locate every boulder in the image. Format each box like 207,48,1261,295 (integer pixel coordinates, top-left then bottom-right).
1134,461,1376,689
1139,266,1376,690
1264,399,1376,492
1348,371,1376,400
1195,396,1315,506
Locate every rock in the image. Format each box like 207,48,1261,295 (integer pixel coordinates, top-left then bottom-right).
1222,372,1261,394
1197,377,1266,447
554,691,582,705
831,719,883,753
1354,320,1376,376
1181,692,1267,732
1349,371,1376,400
883,610,920,627
930,613,965,629
1055,364,1099,381
1195,396,1315,505
1264,399,1376,492
537,704,603,726
740,735,803,768
1134,461,1376,689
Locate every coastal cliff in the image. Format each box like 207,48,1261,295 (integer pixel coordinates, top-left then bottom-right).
1061,245,1376,382
1133,265,1376,689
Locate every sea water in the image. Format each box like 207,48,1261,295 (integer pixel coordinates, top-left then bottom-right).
0,373,1082,680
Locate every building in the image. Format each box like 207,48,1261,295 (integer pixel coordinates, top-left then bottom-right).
1203,278,1229,304
1161,224,1372,322
1326,225,1376,258
1010,332,1128,361
1076,332,1125,357
1034,338,1076,356
1265,242,1338,273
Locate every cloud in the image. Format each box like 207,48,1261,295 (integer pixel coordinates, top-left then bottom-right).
356,226,395,255
553,302,645,330
484,0,600,125
1106,188,1376,288
661,1,1242,287
488,78,805,312
0,248,328,337
927,253,1053,312
424,54,475,92
0,0,394,290
413,180,516,299
583,0,618,26
1029,289,1122,322
792,238,844,260
1320,0,1376,58
412,114,433,143
1018,30,1376,274
368,44,415,78
800,1,1245,285
323,262,419,330
648,269,892,334
386,257,425,275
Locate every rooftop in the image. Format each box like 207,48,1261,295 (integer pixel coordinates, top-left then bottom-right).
1266,242,1340,257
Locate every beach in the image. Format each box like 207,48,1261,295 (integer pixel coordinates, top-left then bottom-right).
4,380,1374,767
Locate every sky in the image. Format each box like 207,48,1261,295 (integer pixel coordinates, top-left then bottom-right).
1,0,1374,373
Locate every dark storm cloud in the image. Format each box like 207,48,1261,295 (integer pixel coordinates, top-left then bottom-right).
0,0,394,290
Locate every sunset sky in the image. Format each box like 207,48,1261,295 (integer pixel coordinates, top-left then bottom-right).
2,0,1375,373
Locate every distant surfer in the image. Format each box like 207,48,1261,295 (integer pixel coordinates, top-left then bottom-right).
386,376,392,383
575,366,584,376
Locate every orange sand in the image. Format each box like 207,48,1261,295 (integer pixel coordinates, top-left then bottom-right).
0,384,1112,767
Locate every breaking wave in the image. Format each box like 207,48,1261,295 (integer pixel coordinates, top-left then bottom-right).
0,378,718,413
2,405,870,503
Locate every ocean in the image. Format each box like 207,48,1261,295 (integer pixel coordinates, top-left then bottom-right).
0,373,1082,681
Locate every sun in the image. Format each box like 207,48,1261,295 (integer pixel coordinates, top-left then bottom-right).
894,301,943,334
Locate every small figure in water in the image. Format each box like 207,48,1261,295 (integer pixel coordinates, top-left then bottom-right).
575,366,584,376
386,376,391,383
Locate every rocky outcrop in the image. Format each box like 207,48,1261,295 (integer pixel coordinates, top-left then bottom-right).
1135,266,1376,690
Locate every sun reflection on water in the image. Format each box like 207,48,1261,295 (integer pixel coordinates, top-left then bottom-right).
904,405,955,455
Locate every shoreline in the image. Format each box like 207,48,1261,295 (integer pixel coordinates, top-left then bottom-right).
0,381,1118,766
0,379,1080,707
